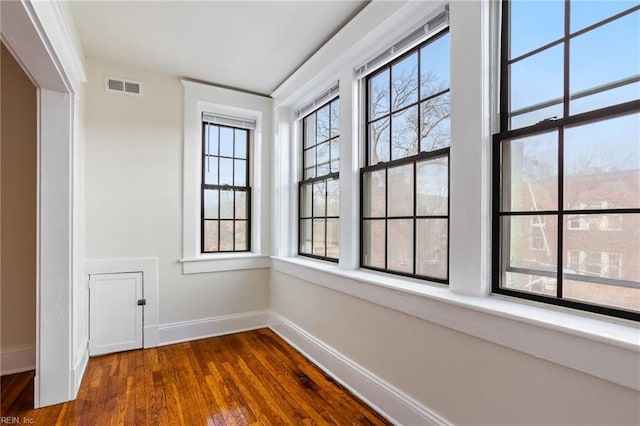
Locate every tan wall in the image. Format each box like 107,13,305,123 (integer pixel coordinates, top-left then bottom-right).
1,43,37,352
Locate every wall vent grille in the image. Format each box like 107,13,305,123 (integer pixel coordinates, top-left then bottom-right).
105,77,143,96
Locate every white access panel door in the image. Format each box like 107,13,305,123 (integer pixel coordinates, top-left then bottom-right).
89,272,143,356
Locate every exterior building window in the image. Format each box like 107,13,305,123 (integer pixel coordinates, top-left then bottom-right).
493,0,640,320
299,98,340,261
201,123,250,253
361,29,450,282
529,216,547,251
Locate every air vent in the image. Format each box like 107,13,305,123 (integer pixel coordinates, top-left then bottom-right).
105,77,143,96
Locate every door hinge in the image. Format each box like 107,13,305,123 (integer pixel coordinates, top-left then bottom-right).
137,299,146,306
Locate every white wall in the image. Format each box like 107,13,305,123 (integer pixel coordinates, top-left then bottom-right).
83,58,269,329
271,272,640,425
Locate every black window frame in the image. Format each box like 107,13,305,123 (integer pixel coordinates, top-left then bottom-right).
201,122,251,253
360,29,451,283
298,97,340,262
492,0,640,321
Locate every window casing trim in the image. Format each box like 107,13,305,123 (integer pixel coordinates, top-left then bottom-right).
182,79,272,273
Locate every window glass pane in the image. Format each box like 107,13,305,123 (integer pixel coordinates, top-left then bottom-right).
330,100,340,138
317,104,330,143
503,270,557,297
304,113,316,149
313,181,326,217
327,219,340,259
417,157,448,216
510,103,564,130
234,159,247,187
330,138,340,163
509,0,564,59
369,69,390,120
564,278,640,312
391,52,418,111
317,163,330,177
300,219,312,254
391,106,419,160
363,220,385,269
304,167,315,180
235,191,247,220
235,221,248,251
300,183,312,218
420,32,450,98
369,118,390,164
204,189,219,219
420,92,450,151
570,11,640,115
571,1,638,32
564,215,637,281
313,219,326,256
219,158,233,186
220,127,234,157
501,214,558,275
564,113,639,209
203,220,219,252
304,148,316,170
317,142,330,173
416,219,448,279
204,156,218,185
220,190,234,219
388,164,413,217
234,129,247,159
502,131,558,212
219,221,234,251
207,125,219,156
387,219,413,273
327,179,339,217
510,44,563,121
363,169,386,217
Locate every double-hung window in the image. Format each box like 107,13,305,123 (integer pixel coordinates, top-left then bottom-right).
299,98,340,261
201,121,251,253
493,0,640,320
361,30,450,282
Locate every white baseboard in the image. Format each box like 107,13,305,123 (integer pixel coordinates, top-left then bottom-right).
72,344,89,397
269,312,450,426
1,345,36,376
158,310,269,346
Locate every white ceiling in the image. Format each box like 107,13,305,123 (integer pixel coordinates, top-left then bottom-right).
69,1,368,96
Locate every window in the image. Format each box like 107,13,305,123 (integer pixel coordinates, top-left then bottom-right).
529,215,547,251
493,0,640,320
361,30,450,282
299,98,340,261
202,122,250,253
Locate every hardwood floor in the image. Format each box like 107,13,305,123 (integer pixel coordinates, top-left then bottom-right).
1,328,390,425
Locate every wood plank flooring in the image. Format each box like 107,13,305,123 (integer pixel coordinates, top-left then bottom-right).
1,328,390,425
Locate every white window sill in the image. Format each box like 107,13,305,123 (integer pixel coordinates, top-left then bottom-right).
271,255,640,391
180,253,271,274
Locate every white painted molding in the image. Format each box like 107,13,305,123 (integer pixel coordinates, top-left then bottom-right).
84,258,160,348
1,345,36,376
72,345,88,397
180,254,271,274
158,310,269,346
181,80,273,263
269,312,450,426
272,256,640,392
